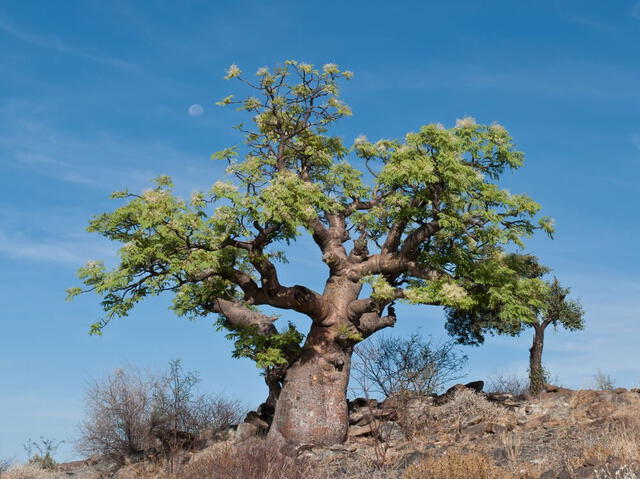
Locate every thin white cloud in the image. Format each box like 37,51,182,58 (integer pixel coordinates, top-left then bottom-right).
358,60,640,104
0,114,218,193
0,16,137,70
0,230,114,265
570,17,621,33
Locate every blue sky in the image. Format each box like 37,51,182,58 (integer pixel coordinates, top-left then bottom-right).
2,0,640,462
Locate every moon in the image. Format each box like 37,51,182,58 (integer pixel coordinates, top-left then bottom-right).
188,104,204,117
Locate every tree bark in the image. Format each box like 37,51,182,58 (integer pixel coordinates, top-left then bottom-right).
528,322,546,395
268,276,362,446
268,323,351,446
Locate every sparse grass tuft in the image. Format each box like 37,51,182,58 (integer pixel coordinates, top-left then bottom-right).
402,452,515,479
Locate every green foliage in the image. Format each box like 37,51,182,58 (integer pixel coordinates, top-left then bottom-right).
445,255,584,344
219,320,304,368
362,275,397,303
336,324,363,343
528,365,550,396
69,60,555,374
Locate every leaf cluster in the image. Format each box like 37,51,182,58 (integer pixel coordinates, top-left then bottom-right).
218,320,304,368
445,255,584,345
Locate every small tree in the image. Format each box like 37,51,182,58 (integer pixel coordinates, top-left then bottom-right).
446,255,584,395
351,332,467,399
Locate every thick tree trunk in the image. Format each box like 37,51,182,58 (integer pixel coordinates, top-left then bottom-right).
528,323,545,395
268,323,352,446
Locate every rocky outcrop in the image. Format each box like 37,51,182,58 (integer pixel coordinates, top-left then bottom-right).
55,385,640,478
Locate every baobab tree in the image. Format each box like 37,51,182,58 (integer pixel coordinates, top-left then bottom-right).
68,61,553,446
446,255,584,395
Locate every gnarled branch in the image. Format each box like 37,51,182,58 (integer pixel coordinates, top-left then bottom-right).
356,305,398,338
208,298,277,335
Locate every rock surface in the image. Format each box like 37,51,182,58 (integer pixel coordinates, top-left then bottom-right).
52,385,640,478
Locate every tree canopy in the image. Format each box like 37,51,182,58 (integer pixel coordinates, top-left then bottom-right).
445,255,584,345
68,60,554,376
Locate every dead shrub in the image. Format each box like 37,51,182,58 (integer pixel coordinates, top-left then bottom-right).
23,438,62,471
594,370,616,391
402,452,515,479
76,361,246,464
77,365,156,460
351,333,467,399
181,440,321,479
486,373,529,396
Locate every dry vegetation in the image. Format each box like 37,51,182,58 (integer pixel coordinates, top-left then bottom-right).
181,441,316,479
0,464,57,479
433,388,509,424
76,361,245,465
402,452,515,479
6,355,640,479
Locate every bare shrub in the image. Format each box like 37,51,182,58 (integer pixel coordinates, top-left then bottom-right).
351,333,467,399
77,360,246,463
594,370,616,391
0,458,11,474
181,440,320,479
151,360,245,472
190,393,245,430
77,365,156,460
1,464,57,479
402,452,515,479
23,438,63,471
152,360,245,436
487,373,529,396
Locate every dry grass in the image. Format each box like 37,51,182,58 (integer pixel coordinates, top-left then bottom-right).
573,402,640,467
594,464,638,479
180,440,322,479
402,452,515,479
433,389,511,426
0,464,57,479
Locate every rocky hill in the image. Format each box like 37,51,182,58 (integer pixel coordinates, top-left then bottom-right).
8,383,640,479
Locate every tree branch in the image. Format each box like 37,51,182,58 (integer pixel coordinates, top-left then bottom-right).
356,305,398,338
208,298,277,335
351,253,442,281
310,216,349,273
400,220,440,256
